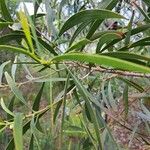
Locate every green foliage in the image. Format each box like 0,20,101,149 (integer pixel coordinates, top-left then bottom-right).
0,0,150,149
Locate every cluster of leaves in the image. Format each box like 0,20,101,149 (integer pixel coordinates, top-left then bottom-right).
0,0,150,149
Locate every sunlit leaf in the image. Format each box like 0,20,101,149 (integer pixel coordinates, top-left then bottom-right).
52,53,150,73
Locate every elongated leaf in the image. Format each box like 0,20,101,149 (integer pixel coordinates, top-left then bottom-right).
32,83,45,111
52,53,150,73
19,11,34,53
118,37,150,51
29,135,34,150
59,9,125,36
123,84,129,118
69,21,92,46
0,45,41,63
143,0,150,6
6,109,49,150
7,95,15,120
13,113,23,150
124,11,134,46
5,72,29,107
96,33,122,53
38,38,58,55
0,22,13,29
117,77,144,92
101,52,150,62
90,30,123,41
67,38,91,52
0,32,24,44
30,117,41,150
34,0,42,18
0,98,14,117
67,68,102,149
101,24,150,51
0,60,10,85
86,0,119,39
11,56,18,81
0,0,13,21
108,81,117,109
134,2,150,22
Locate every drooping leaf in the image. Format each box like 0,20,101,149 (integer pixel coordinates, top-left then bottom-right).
96,33,122,53
0,98,14,117
0,60,10,85
117,77,144,93
0,0,13,21
86,0,119,39
5,72,29,107
67,38,91,52
32,83,45,111
101,24,150,51
67,68,103,149
59,9,125,36
69,21,92,46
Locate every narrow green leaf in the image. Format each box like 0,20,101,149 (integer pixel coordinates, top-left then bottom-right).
6,109,49,150
52,53,150,73
29,135,34,150
67,68,103,149
0,60,10,85
7,95,15,120
19,11,34,53
61,74,70,134
32,83,45,111
34,0,42,19
0,98,14,117
108,81,117,109
38,38,58,55
69,21,91,46
101,24,150,51
0,45,41,63
123,84,129,118
117,77,144,93
86,0,119,38
0,0,13,21
5,72,29,107
0,22,13,29
0,32,24,44
59,9,125,36
96,33,122,53
30,117,42,150
124,11,134,46
13,113,23,150
134,2,150,22
101,52,150,62
67,38,91,52
143,0,150,6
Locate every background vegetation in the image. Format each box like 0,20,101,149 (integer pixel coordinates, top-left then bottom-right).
0,0,150,149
